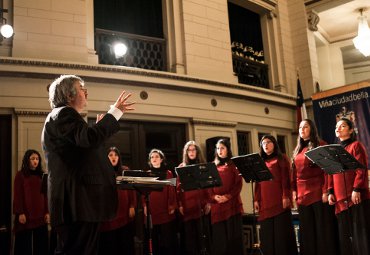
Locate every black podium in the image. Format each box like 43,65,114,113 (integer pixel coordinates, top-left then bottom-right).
117,170,176,255
232,153,273,254
305,144,366,253
175,162,222,255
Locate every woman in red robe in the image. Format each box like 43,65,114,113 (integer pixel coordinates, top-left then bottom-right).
328,118,370,255
292,119,339,255
143,149,177,255
177,141,211,255
98,147,136,255
209,138,244,255
254,135,297,255
13,149,49,255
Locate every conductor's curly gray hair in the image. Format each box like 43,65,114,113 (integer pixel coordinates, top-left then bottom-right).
48,75,84,109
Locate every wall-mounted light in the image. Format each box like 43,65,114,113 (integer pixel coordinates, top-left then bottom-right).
353,8,370,57
0,8,14,39
113,42,128,58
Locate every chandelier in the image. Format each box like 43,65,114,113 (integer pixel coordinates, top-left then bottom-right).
353,8,370,57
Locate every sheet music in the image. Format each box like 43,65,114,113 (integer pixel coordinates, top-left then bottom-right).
116,176,176,186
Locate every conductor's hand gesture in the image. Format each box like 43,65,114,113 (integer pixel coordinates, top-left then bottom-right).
113,91,135,113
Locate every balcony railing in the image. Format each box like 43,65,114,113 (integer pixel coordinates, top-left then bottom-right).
232,54,269,89
95,29,167,71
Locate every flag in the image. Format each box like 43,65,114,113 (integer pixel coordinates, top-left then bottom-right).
296,78,307,127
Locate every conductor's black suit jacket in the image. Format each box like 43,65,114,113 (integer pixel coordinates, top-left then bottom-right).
41,106,119,227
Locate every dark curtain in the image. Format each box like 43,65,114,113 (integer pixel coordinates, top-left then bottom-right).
94,0,163,38
228,2,264,52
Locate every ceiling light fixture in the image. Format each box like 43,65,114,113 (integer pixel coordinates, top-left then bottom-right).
353,8,370,57
0,8,14,39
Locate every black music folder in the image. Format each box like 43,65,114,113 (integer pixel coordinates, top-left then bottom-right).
304,144,366,175
175,162,222,191
231,153,273,183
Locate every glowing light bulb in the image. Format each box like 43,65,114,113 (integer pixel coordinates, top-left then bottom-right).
0,24,14,38
113,43,128,58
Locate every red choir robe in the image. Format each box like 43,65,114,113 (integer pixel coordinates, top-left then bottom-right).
13,171,48,232
209,162,243,224
255,155,292,221
145,170,177,225
176,176,210,222
292,141,327,206
100,189,136,231
328,140,370,214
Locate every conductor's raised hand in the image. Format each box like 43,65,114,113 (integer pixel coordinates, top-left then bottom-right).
114,91,135,113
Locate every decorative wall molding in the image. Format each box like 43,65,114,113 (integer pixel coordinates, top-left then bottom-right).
304,0,322,7
192,119,237,128
14,108,87,117
267,10,277,19
14,109,49,116
0,58,297,105
262,0,277,7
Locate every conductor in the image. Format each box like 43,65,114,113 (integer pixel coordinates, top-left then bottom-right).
41,75,135,254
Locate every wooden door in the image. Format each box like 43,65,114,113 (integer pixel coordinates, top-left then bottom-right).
97,119,186,171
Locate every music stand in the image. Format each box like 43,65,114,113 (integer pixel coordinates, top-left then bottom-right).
304,144,365,174
175,162,222,191
117,170,175,255
175,162,222,255
231,153,273,255
305,144,366,254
